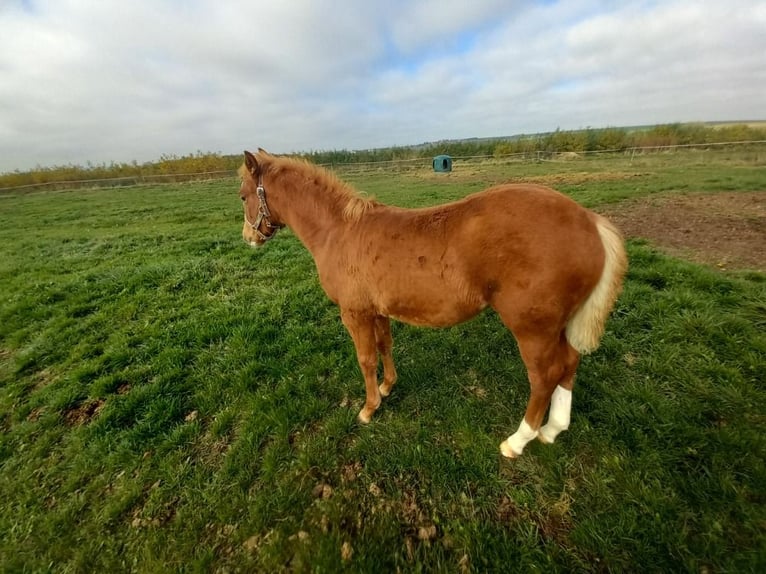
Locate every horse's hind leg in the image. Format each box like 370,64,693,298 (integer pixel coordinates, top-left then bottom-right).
374,315,397,397
341,309,381,423
538,353,578,445
500,331,579,458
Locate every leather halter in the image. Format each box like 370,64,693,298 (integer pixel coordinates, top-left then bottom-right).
245,174,283,242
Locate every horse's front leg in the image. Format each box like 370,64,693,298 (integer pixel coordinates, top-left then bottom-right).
374,315,397,397
341,309,381,423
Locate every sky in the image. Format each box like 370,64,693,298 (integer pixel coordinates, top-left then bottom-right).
1,0,764,173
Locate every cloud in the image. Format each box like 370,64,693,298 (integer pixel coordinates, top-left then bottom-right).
386,0,512,54
0,0,764,172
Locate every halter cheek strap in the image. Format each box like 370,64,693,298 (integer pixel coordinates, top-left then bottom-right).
247,175,284,242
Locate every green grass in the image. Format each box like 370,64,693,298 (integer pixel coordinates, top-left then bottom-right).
1,151,765,572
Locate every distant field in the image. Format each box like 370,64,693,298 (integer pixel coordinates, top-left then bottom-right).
708,120,766,130
1,150,765,572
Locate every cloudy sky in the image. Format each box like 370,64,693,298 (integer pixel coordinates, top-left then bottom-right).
1,0,764,172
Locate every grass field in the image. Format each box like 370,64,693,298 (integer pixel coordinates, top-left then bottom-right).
1,150,765,572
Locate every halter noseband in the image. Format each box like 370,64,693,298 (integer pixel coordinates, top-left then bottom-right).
245,174,283,242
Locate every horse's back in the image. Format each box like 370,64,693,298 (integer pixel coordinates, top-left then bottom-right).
466,183,596,228
332,183,609,329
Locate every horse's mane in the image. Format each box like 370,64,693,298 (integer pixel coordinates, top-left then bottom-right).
241,155,375,223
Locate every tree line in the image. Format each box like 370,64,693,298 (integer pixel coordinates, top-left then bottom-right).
2,123,764,190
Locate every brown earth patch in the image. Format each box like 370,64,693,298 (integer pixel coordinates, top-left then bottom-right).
510,171,649,186
417,168,648,186
64,398,106,425
599,191,766,272
27,407,46,422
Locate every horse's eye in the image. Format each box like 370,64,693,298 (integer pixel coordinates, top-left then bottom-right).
240,195,246,202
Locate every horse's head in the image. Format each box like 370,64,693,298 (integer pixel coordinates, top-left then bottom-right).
239,149,285,247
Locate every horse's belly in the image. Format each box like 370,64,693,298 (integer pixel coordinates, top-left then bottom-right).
379,294,486,328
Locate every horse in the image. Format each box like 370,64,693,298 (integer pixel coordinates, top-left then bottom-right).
238,149,627,458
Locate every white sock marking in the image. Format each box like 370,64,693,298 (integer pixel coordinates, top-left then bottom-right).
539,386,572,444
501,419,539,457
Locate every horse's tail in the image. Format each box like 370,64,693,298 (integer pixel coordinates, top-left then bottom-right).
565,215,628,354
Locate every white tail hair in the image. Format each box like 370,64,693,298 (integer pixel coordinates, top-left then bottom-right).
565,216,628,354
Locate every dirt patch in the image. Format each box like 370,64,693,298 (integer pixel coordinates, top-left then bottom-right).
33,368,59,391
417,169,648,186
27,407,46,422
64,398,106,426
599,191,766,272
495,493,573,544
511,171,649,186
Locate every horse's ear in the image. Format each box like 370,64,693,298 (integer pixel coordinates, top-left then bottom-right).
257,147,271,156
244,150,259,176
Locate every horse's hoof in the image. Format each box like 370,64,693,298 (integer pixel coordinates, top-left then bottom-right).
499,440,520,459
378,383,391,398
357,409,373,424
538,424,562,444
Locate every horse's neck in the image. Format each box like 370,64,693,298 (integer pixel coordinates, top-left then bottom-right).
273,176,347,256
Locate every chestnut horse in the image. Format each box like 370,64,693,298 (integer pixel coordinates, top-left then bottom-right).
239,149,627,458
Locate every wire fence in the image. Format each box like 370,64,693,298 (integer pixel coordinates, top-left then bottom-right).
2,140,765,193
0,169,238,193
329,139,766,169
